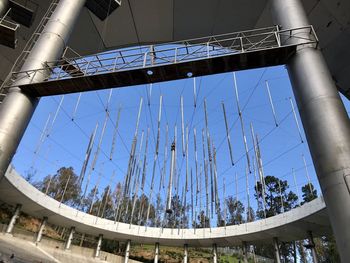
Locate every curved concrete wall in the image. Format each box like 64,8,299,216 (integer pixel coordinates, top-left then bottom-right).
0,165,331,246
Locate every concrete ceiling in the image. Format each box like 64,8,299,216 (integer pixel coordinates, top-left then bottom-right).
1,0,349,97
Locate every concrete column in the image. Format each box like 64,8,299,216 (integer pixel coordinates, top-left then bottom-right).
183,244,188,263
64,227,75,250
307,231,318,263
270,0,350,261
154,242,159,263
124,240,131,263
0,0,9,17
35,217,47,243
242,241,248,263
5,204,21,234
212,243,218,263
95,234,103,258
273,237,281,263
79,233,85,247
0,0,87,183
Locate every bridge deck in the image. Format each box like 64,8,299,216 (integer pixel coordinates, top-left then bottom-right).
3,26,318,97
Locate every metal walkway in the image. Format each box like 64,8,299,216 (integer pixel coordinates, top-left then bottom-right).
3,25,318,97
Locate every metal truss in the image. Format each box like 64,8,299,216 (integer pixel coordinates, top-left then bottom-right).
2,25,318,96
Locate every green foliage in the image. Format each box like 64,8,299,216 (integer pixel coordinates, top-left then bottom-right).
255,175,298,218
195,210,210,228
226,197,245,225
34,167,81,206
301,183,317,205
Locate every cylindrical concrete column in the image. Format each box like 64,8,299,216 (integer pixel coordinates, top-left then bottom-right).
154,242,159,263
183,244,188,263
124,240,131,263
273,237,281,263
95,234,103,258
79,233,85,247
64,227,75,250
0,0,87,183
6,204,21,234
212,244,218,263
307,231,318,263
270,1,350,261
242,241,248,263
35,217,47,243
0,0,9,17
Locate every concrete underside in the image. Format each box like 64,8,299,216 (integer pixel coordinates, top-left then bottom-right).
0,166,332,247
0,0,349,98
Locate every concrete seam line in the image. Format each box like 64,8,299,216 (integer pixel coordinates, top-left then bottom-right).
28,242,61,263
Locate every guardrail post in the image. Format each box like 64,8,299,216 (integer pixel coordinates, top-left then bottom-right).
183,244,188,263
95,234,103,258
307,231,318,263
124,240,131,263
273,237,281,263
242,241,248,263
36,216,47,243
212,243,218,263
154,242,159,263
5,204,21,234
64,226,75,250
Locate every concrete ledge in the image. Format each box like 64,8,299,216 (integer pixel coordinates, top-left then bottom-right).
0,165,331,246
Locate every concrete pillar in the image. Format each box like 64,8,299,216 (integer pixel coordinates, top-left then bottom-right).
307,231,318,263
183,244,188,263
5,204,21,234
64,227,75,250
124,240,131,263
270,0,350,261
154,242,159,263
35,217,47,243
0,1,87,184
0,0,9,17
212,243,218,263
273,237,281,263
95,234,103,258
242,241,248,263
79,233,85,247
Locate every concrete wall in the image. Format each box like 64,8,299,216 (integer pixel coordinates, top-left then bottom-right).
0,224,140,263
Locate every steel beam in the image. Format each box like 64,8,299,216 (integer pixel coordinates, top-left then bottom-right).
95,234,103,258
36,216,47,243
273,237,281,263
5,203,21,234
270,0,350,261
0,0,87,183
65,227,75,250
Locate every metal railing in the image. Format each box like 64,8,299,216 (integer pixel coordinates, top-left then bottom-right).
3,25,318,88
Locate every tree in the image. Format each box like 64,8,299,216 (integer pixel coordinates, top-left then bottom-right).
226,197,245,225
195,210,210,228
301,183,317,205
254,175,298,260
255,175,298,219
165,194,187,228
314,236,340,263
34,167,81,206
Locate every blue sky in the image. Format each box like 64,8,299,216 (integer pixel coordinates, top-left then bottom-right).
12,64,350,219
